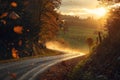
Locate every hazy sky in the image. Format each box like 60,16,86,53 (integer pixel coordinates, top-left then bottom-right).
59,0,99,18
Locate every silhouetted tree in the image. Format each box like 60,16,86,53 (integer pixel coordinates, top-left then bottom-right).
0,0,36,59
86,38,94,52
106,7,120,43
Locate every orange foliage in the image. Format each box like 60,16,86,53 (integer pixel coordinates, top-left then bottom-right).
12,48,19,59
13,26,23,34
0,12,8,18
11,2,18,8
40,12,59,42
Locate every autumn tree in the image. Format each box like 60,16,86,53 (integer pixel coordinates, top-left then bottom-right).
0,0,36,60
0,0,61,59
30,0,61,45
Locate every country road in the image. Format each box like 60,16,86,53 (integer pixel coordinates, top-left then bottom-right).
0,53,85,80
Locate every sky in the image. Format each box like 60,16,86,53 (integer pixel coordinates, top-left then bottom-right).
59,0,100,18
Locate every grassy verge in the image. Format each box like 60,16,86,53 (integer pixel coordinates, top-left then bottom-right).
68,55,91,80
68,39,120,80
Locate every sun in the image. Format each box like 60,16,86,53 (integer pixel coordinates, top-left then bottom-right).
90,7,107,17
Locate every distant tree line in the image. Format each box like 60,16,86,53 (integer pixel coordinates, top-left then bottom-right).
60,15,99,28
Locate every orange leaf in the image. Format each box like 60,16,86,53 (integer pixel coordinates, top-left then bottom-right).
0,12,8,18
13,26,23,34
11,2,18,8
12,48,19,59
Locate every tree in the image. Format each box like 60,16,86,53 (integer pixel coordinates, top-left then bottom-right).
86,38,94,52
98,0,120,5
0,0,61,59
30,0,61,44
106,7,120,43
0,0,36,59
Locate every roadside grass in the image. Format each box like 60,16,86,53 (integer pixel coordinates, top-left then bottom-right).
68,30,120,80
58,26,99,80
0,49,64,63
68,54,94,80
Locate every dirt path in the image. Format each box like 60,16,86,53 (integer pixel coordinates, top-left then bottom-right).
39,56,85,80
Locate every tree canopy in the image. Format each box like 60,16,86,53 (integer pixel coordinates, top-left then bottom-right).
0,0,61,60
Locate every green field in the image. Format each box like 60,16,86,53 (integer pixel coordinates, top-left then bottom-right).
58,26,98,53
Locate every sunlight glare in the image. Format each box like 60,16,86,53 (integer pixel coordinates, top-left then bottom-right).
45,41,85,55
87,7,107,17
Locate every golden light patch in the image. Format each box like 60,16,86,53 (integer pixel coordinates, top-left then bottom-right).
45,41,86,54
11,2,18,8
81,7,107,18
13,26,23,34
91,7,107,17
